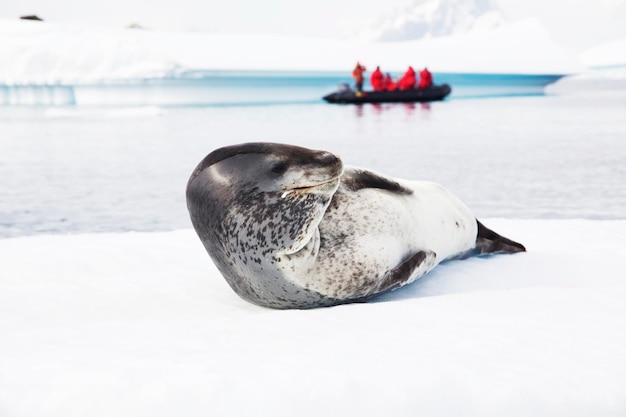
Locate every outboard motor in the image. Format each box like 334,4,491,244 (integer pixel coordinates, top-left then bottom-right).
337,82,352,92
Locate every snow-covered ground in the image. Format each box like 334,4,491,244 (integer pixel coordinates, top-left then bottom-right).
1,219,625,416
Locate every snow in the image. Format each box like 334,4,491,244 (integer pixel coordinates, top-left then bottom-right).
542,37,626,94
545,65,626,95
144,18,583,75
356,0,506,42
581,37,626,67
0,19,181,85
0,17,584,87
9,12,626,90
1,219,626,416
546,37,626,95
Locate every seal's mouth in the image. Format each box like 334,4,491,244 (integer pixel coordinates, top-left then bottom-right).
281,176,341,198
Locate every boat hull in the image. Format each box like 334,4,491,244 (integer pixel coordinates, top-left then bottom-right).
323,84,451,104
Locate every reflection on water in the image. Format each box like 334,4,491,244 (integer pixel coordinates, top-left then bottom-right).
355,101,431,117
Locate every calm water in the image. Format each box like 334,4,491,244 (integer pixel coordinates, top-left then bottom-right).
1,87,625,238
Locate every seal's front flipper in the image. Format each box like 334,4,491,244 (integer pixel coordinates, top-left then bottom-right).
375,250,437,294
475,220,526,255
341,168,413,195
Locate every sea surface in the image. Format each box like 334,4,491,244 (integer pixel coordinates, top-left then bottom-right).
1,73,625,238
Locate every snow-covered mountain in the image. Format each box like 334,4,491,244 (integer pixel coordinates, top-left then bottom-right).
357,0,505,42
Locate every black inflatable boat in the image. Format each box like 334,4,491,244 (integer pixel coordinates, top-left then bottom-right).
323,84,451,104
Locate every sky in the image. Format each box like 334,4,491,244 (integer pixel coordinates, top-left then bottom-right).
3,0,626,53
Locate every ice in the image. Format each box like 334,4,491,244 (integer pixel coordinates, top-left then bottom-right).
581,37,626,67
546,65,626,95
0,85,76,106
0,17,583,88
0,19,180,85
357,0,507,41
1,219,625,416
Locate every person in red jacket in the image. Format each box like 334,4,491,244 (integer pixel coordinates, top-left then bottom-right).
418,67,433,89
398,66,416,90
352,62,367,92
370,66,384,91
383,73,397,91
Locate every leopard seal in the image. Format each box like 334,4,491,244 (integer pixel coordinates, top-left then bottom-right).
186,142,525,309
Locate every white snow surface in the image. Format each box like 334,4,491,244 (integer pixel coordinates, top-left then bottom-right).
2,219,626,416
0,17,585,85
546,37,626,95
356,0,506,42
545,64,626,95
0,19,182,85
581,37,626,67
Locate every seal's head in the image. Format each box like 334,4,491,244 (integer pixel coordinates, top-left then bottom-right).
186,142,343,308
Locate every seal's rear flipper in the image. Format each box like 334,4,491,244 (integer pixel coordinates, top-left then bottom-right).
475,220,526,255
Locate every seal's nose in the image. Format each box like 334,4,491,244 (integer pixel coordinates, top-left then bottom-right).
316,151,340,166
316,151,343,176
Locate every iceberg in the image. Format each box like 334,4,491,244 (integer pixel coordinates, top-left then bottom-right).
545,38,626,96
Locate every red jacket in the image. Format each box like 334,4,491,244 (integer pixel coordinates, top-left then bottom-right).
418,68,433,89
370,66,384,91
352,63,366,83
383,74,396,91
398,66,416,91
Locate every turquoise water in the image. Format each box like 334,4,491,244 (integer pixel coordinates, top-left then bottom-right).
0,71,564,106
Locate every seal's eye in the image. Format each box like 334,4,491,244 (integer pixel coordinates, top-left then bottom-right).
271,161,288,175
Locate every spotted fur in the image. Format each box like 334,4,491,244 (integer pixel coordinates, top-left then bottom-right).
186,143,525,309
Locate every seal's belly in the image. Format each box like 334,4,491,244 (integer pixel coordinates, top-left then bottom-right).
292,183,477,299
